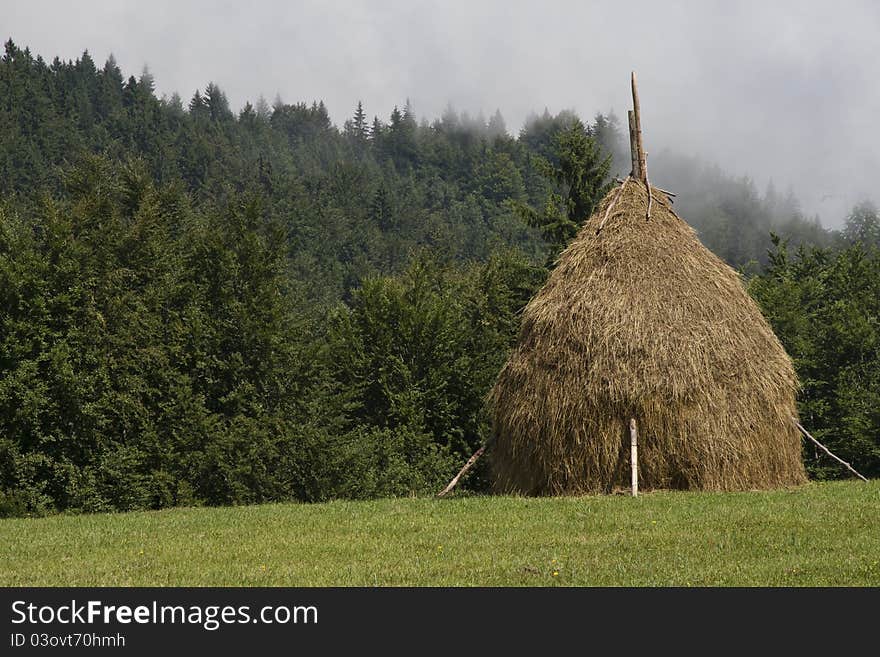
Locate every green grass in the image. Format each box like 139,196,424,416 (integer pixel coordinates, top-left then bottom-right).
1,480,878,586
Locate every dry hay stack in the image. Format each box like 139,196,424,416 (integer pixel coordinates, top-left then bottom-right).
489,180,806,495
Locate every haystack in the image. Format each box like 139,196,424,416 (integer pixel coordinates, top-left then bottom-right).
487,76,806,495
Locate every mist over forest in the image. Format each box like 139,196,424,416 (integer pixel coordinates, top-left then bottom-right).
0,39,840,276
8,1,879,230
1,37,877,516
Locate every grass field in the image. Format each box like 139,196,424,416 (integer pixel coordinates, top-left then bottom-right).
1,480,877,586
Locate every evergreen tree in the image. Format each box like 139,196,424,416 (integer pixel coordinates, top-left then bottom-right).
592,112,627,176
255,94,271,121
749,238,880,479
188,89,207,117
344,101,369,146
203,82,231,121
167,92,184,113
353,100,368,140
842,201,880,248
487,109,507,139
138,65,155,96
512,118,611,257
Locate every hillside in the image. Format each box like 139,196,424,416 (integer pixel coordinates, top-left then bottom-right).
2,39,877,518
1,38,831,286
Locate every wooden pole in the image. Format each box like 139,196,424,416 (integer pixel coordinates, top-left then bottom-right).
628,110,639,179
792,419,868,482
436,439,493,497
596,176,629,235
630,418,639,497
631,72,646,183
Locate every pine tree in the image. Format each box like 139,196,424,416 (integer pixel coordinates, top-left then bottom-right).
344,101,369,145
843,201,880,248
370,116,384,141
591,112,627,177
255,95,271,121
188,89,207,118
369,184,395,230
487,109,507,138
512,118,611,257
204,82,231,121
172,91,186,109
389,105,402,129
77,49,96,76
138,65,155,96
403,98,416,125
387,104,417,168
354,101,367,139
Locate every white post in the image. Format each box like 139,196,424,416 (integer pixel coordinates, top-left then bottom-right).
629,418,639,497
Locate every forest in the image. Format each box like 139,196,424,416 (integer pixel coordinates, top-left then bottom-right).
1,39,877,516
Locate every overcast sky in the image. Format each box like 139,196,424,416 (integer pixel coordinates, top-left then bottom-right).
5,0,878,226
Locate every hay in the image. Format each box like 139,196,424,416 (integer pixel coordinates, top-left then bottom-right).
489,179,806,494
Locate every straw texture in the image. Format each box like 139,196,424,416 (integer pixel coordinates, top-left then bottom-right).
489,180,806,494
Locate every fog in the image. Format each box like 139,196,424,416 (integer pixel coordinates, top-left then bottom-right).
6,0,878,226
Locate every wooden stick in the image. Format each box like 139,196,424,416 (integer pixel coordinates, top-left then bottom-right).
630,418,639,497
792,419,868,482
437,439,493,497
628,110,639,178
615,177,676,199
631,72,646,183
596,177,629,235
644,153,653,220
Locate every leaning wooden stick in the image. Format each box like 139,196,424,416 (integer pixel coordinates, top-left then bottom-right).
596,177,630,235
792,419,868,482
614,177,675,206
614,176,676,198
644,154,653,220
437,438,494,497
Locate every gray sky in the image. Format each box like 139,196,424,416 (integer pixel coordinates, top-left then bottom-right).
5,0,878,226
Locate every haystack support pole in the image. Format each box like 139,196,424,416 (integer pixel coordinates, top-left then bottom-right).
628,110,639,178
792,419,868,482
631,72,647,183
436,438,494,497
629,418,639,497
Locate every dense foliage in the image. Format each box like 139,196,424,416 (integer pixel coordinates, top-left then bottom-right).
750,217,880,479
0,39,876,515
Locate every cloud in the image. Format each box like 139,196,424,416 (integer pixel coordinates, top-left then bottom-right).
6,0,878,225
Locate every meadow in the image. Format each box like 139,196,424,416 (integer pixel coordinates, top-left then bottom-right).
1,480,877,586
